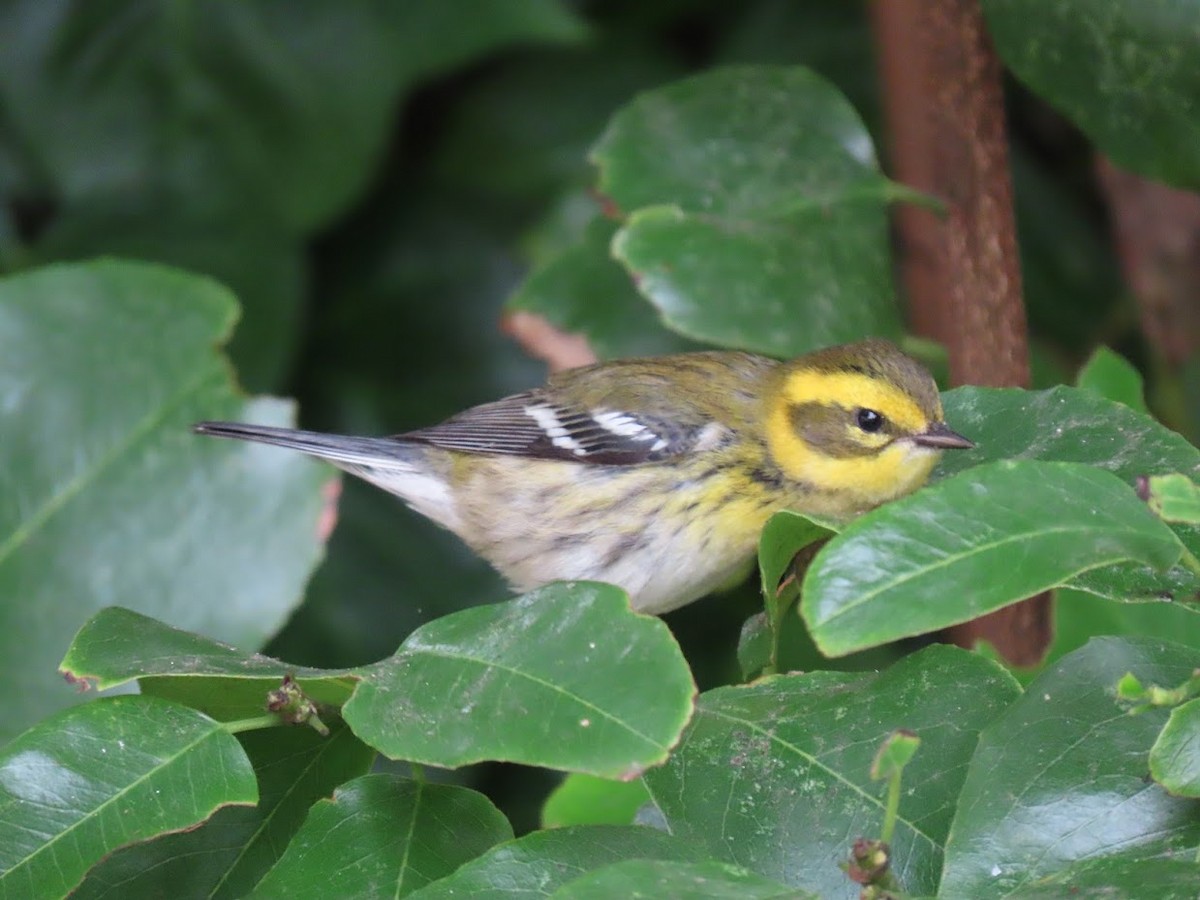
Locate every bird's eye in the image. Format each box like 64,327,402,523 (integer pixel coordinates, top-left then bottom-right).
856,408,885,433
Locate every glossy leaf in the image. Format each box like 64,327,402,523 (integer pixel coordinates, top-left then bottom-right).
1151,697,1200,798
594,65,902,355
72,721,375,900
981,0,1200,188
407,825,706,899
1013,855,1200,899
0,260,331,740
541,774,650,828
248,775,510,900
0,695,256,899
507,216,699,359
554,859,813,899
803,460,1183,656
940,637,1200,897
343,583,695,778
938,385,1200,602
642,645,1020,899
61,607,357,721
1076,346,1148,413
937,385,1200,481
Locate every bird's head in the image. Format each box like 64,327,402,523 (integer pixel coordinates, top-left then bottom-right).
764,338,974,515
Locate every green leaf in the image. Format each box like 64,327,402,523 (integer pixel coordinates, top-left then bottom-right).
249,774,512,900
553,859,813,899
759,512,832,615
981,0,1200,188
71,720,375,900
1048,590,1200,677
541,774,651,829
0,695,257,899
60,607,357,721
507,216,700,359
1014,855,1200,899
33,199,306,392
756,511,832,672
1145,474,1200,525
594,65,902,355
1077,346,1148,413
406,825,707,899
937,385,1200,482
0,260,332,740
802,460,1183,657
0,1,585,234
343,583,695,778
940,637,1200,897
938,385,1200,602
871,730,920,782
736,612,772,682
1151,697,1200,798
642,645,1021,898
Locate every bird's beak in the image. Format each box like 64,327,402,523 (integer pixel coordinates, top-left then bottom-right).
911,422,975,450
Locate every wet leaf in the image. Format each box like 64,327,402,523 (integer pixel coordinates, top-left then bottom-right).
343,583,695,778
940,637,1200,897
0,261,331,740
71,721,374,899
803,461,1183,656
643,645,1020,898
0,696,256,899
594,65,902,355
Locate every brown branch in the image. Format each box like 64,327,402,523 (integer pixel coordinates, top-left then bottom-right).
502,310,598,373
872,0,1049,665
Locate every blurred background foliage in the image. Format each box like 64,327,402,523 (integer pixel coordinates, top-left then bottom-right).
1,0,1184,830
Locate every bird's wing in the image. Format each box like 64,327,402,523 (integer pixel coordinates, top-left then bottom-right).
408,364,753,472
402,388,729,466
403,353,775,465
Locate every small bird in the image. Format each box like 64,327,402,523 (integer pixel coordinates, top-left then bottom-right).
196,339,973,614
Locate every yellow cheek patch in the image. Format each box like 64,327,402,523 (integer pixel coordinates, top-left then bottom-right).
780,370,935,433
766,404,941,509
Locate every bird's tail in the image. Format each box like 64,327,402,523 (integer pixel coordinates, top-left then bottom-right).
195,421,460,528
194,421,418,467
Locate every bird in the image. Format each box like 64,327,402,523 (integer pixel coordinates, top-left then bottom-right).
195,338,973,614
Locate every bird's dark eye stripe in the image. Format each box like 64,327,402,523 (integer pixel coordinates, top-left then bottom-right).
856,408,885,433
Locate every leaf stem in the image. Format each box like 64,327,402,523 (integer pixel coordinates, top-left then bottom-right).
881,768,901,846
223,714,286,734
